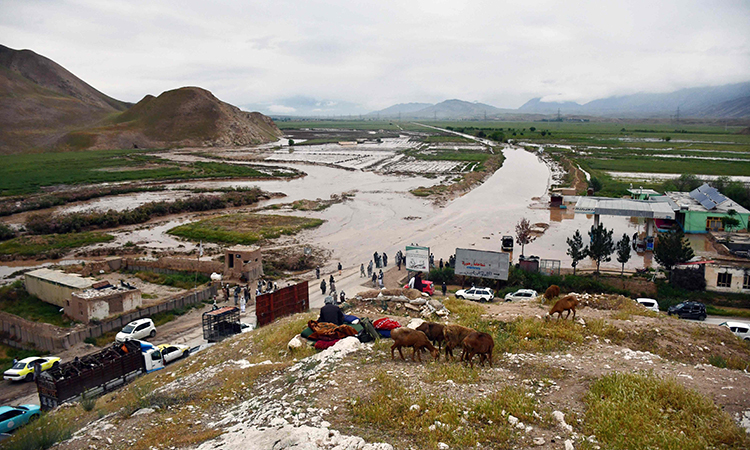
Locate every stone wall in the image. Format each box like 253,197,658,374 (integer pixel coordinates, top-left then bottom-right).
0,284,218,352
125,257,223,276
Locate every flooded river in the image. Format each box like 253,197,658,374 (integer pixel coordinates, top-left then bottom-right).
2,146,679,279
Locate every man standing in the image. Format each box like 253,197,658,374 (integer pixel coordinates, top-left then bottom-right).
442,281,447,296
371,272,377,288
383,253,388,267
360,263,365,277
316,267,320,279
338,262,342,275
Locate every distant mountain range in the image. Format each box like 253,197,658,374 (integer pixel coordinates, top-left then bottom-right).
370,83,750,120
0,44,280,153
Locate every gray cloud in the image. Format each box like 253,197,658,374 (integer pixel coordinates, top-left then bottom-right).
1,0,748,114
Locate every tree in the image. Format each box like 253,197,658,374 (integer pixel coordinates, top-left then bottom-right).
566,230,587,275
589,177,603,193
616,233,631,275
529,127,536,132
288,139,295,146
587,223,614,274
653,230,694,272
673,174,701,192
515,217,536,256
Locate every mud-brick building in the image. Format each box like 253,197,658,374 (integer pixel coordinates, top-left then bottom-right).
704,262,750,294
66,282,142,323
224,245,263,282
24,268,95,307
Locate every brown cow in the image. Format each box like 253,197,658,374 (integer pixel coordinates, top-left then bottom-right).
416,322,445,351
442,324,475,361
548,294,579,320
461,331,494,368
390,328,439,362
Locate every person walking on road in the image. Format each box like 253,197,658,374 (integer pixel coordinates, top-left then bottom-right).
368,261,373,277
442,281,447,296
371,272,377,288
338,262,342,275
360,263,365,277
330,280,336,297
320,279,327,295
316,267,320,279
329,274,334,285
383,253,388,267
378,269,384,288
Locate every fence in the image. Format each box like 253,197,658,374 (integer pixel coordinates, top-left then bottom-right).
256,281,309,327
0,284,218,352
125,257,223,276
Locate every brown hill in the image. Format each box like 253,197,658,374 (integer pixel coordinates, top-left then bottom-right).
1,44,281,152
62,87,281,150
0,44,130,153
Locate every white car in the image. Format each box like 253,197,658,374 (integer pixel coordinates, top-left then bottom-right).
720,321,750,341
504,289,538,302
636,298,660,313
157,343,190,364
116,318,156,343
455,287,494,302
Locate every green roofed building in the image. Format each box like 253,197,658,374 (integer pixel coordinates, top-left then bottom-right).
665,183,750,234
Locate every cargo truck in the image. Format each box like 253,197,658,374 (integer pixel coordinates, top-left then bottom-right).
36,340,164,410
202,306,242,342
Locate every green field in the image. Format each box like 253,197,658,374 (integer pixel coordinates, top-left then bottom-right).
168,213,324,245
0,232,114,257
0,149,299,196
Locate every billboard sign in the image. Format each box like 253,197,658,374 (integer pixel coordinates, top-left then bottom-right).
405,245,430,272
454,248,510,280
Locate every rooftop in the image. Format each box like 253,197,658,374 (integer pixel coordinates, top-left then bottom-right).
25,268,94,289
665,190,750,215
574,197,676,219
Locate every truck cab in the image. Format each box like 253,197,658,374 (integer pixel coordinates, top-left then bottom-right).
133,340,165,373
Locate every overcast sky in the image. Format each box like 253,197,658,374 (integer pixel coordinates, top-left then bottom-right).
2,0,749,115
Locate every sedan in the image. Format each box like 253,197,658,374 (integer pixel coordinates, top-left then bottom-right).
719,321,750,341
455,287,494,302
3,356,61,382
504,289,538,302
156,344,190,364
0,404,40,433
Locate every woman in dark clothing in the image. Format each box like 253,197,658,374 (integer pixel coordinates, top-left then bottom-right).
320,279,327,295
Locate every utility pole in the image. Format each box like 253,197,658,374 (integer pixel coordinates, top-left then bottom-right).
557,108,562,122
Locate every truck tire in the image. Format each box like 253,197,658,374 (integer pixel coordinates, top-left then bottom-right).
150,330,156,338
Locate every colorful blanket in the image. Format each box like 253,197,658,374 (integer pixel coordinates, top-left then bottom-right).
373,318,401,331
307,320,358,341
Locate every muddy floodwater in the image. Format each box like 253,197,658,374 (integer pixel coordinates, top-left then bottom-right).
2,145,687,279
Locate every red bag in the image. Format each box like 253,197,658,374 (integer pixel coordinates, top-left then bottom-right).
373,318,401,331
314,339,340,350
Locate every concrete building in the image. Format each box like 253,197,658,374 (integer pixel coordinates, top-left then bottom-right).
704,262,750,294
24,268,95,307
66,282,142,323
224,245,263,282
627,187,662,201
666,184,750,234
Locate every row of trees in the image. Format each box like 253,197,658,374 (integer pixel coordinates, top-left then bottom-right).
565,222,695,275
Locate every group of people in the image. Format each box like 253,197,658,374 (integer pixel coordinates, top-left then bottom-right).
319,274,346,303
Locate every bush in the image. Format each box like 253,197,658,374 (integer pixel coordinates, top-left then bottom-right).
80,392,97,411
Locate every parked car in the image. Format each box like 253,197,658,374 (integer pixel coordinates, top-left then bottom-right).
636,298,660,313
116,318,156,343
3,356,61,382
719,321,750,341
403,280,435,296
667,301,707,321
455,287,494,302
504,289,538,302
0,404,40,433
501,235,514,252
156,343,190,364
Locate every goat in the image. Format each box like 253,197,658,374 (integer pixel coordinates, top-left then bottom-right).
544,285,560,302
548,294,579,320
461,331,494,368
442,324,475,361
390,328,439,362
416,322,445,351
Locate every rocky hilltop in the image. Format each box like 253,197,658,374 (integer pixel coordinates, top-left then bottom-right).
0,44,281,153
